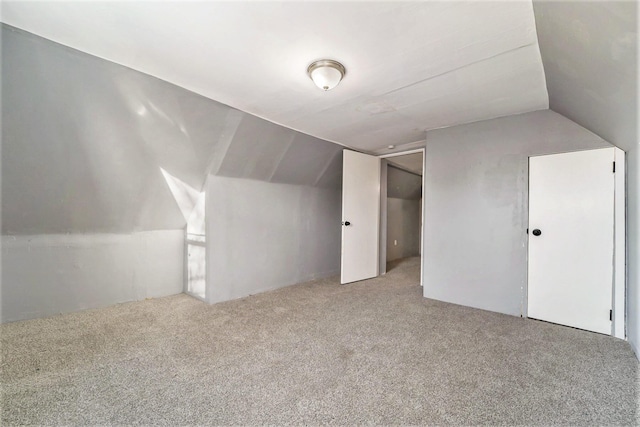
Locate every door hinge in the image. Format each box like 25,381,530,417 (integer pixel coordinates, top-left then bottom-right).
610,309,613,321
613,161,616,173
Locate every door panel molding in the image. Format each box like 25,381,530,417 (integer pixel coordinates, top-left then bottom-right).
613,147,626,339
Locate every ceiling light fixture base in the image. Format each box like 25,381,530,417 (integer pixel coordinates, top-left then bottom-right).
307,59,346,91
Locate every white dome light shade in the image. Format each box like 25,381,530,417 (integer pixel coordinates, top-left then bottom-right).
307,60,346,91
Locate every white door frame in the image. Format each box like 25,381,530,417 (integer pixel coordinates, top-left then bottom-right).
526,147,626,339
378,148,426,288
613,147,625,339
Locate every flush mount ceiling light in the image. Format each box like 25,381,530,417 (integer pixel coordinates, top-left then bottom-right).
307,59,346,91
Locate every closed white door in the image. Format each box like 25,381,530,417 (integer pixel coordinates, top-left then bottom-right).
528,148,614,334
341,150,381,284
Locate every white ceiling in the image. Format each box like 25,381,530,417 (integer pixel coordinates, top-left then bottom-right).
1,1,549,153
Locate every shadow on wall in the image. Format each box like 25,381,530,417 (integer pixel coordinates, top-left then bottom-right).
1,24,343,236
1,24,344,322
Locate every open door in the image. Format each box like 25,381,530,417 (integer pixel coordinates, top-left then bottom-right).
528,148,615,334
341,150,381,284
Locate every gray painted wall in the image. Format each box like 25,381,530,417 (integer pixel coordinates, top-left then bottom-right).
1,24,342,235
387,166,422,200
205,176,341,304
386,166,422,262
386,198,421,262
1,231,184,322
533,0,639,358
1,25,343,322
423,110,611,316
3,24,210,233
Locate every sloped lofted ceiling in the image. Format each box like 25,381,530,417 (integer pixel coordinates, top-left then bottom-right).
1,25,342,234
533,0,637,152
387,153,423,176
387,167,422,200
1,1,549,153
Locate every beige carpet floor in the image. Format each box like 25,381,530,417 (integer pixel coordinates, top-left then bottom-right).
1,257,638,425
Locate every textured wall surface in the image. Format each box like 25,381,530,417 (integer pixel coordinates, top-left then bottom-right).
423,110,611,316
386,198,421,262
1,25,343,322
386,166,421,262
1,24,342,235
206,176,341,304
387,166,422,200
1,231,184,322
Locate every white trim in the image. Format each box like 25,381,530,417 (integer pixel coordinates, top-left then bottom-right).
420,149,425,288
379,160,388,276
613,147,626,339
183,227,188,294
379,148,425,159
185,240,206,247
378,147,426,288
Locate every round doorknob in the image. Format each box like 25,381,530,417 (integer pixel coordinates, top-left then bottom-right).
343,221,351,226
532,229,542,236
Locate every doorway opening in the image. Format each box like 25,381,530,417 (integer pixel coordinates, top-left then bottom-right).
379,149,424,286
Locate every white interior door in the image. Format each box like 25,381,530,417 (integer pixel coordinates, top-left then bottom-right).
341,150,381,284
528,148,615,334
